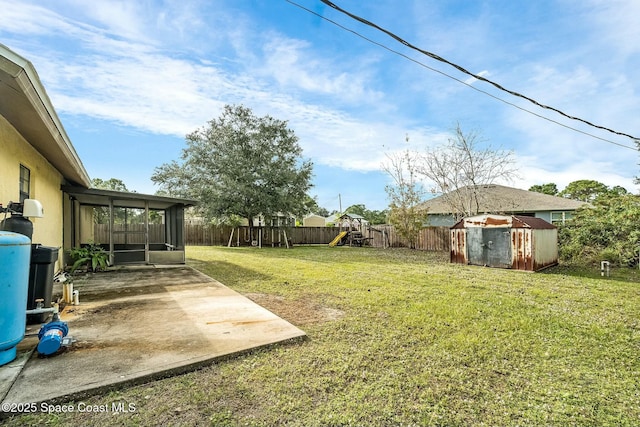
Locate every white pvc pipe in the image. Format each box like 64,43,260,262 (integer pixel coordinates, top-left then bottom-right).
601,260,610,277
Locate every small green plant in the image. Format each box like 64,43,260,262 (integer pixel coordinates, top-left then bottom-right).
68,243,109,273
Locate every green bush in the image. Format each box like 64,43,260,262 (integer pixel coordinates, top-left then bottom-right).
598,247,622,265
558,194,640,266
68,243,109,273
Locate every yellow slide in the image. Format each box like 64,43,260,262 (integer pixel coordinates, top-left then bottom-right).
329,231,348,247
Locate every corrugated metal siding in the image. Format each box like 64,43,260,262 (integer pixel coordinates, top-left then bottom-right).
532,228,558,270
450,228,466,264
511,228,533,271
484,228,512,268
450,214,558,271
466,228,485,266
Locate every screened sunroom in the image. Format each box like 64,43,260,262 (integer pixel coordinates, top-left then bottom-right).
62,186,197,266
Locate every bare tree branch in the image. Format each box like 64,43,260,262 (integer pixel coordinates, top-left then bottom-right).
382,150,428,248
418,123,519,219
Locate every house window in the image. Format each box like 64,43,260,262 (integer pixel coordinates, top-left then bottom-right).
550,211,568,225
19,165,30,203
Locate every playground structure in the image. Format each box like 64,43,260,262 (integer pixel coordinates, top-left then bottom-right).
329,231,348,246
328,213,376,247
227,214,293,248
328,230,367,247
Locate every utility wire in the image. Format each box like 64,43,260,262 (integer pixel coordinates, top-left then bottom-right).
319,0,639,144
285,0,639,150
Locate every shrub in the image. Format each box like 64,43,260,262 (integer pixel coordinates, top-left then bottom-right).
68,243,109,273
558,194,640,266
598,247,623,265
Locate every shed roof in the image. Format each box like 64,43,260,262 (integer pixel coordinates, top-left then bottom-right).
511,215,557,229
451,214,556,230
423,184,587,214
0,44,91,187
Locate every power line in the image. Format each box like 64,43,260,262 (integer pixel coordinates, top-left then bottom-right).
319,0,639,144
285,0,639,150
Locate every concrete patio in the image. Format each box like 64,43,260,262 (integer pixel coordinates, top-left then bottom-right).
0,265,306,407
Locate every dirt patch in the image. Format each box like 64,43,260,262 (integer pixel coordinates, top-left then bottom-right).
243,293,344,326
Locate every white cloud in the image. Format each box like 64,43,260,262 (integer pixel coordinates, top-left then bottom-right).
581,0,640,57
496,51,640,193
66,0,154,43
2,0,639,203
256,32,385,107
0,1,102,43
33,50,230,136
464,70,490,86
514,156,636,193
275,101,453,172
2,2,428,174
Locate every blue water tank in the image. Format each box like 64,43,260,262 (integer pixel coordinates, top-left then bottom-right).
0,231,31,366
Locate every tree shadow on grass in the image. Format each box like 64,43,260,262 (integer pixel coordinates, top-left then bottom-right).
199,245,365,265
188,258,272,287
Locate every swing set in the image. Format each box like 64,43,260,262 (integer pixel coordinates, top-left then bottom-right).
227,215,293,248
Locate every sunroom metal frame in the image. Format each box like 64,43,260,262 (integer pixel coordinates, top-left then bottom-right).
62,185,197,266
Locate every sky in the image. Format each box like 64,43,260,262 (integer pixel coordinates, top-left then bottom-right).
1,0,639,212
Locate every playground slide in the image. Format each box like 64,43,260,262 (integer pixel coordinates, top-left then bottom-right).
329,231,348,247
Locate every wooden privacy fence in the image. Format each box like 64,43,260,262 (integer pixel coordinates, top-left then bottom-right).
93,224,450,251
93,224,165,244
184,225,342,247
178,224,450,251
368,225,450,251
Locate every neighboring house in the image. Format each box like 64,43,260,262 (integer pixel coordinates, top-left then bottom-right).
302,214,326,227
422,184,588,227
325,213,339,225
0,43,195,268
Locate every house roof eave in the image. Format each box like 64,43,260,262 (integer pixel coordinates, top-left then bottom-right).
0,43,91,188
61,185,198,210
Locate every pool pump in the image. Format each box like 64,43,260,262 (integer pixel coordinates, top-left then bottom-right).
37,313,69,356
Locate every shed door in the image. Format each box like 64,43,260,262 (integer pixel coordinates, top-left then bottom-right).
466,228,484,266
467,228,512,268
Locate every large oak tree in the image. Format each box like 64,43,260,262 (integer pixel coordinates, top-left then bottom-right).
152,105,313,227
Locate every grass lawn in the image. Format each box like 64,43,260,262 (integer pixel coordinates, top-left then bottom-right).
9,246,640,426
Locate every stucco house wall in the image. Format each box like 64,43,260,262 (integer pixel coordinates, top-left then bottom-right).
0,115,66,268
0,43,91,271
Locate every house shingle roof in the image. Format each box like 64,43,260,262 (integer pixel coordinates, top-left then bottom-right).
422,184,588,214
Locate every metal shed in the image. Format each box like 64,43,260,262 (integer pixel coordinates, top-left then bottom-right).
450,214,558,271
